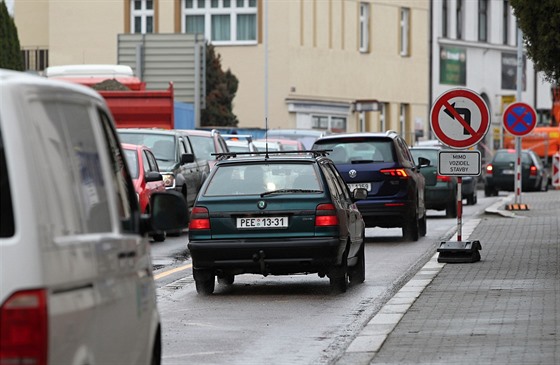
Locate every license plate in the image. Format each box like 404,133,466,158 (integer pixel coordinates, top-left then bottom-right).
502,169,514,175
348,183,371,192
237,217,288,229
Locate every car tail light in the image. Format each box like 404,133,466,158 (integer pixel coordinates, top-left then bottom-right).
315,203,338,226
485,164,493,175
530,166,537,176
380,168,409,178
437,175,452,183
0,289,48,365
189,207,210,230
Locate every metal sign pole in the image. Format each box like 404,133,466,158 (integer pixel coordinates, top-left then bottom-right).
457,176,462,242
515,28,523,205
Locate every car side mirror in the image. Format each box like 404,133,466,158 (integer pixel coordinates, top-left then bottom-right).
145,171,163,182
142,191,188,235
181,153,195,164
418,157,430,168
352,187,368,201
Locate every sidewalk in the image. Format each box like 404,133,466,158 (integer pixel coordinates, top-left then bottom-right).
339,189,560,365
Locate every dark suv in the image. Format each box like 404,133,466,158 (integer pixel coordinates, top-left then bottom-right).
187,150,367,295
312,131,428,241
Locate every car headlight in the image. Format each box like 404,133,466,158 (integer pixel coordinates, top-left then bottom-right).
162,173,175,188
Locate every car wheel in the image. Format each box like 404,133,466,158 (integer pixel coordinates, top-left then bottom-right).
484,185,493,197
217,274,235,286
419,214,427,237
446,198,457,218
349,243,365,285
150,328,161,365
403,214,419,241
194,269,215,295
329,250,348,293
152,231,166,242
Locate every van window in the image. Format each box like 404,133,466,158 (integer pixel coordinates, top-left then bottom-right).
33,101,111,235
98,110,138,233
0,126,15,237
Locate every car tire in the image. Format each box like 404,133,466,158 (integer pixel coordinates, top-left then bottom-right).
329,250,349,293
194,269,215,295
152,232,166,242
349,243,365,285
217,274,235,286
484,185,493,197
446,198,457,218
403,213,419,241
150,327,162,365
419,214,427,237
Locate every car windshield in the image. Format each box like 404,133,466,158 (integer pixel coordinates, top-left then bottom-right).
410,149,439,165
204,162,322,196
315,140,395,163
118,133,176,170
122,148,139,179
189,135,215,161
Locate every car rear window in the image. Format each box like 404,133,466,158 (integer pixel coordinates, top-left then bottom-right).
204,162,322,196
0,126,15,237
410,149,439,165
315,139,395,163
494,151,531,164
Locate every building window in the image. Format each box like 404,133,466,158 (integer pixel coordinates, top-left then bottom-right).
21,48,49,72
503,0,509,45
183,0,257,44
456,0,463,40
359,2,369,53
400,7,410,56
400,103,408,139
380,103,389,132
311,115,347,133
131,0,154,34
442,0,448,38
478,0,488,42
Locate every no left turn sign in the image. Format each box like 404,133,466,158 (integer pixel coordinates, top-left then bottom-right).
430,88,490,149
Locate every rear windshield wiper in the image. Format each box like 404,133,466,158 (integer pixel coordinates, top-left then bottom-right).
260,189,322,197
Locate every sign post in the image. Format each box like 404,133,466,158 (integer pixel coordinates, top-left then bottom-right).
430,88,489,263
502,102,537,208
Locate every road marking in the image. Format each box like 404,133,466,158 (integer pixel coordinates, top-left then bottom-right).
154,264,192,280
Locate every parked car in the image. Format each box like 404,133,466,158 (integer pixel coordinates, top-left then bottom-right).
312,131,428,241
484,149,549,196
118,128,204,210
225,139,259,154
188,150,368,295
0,69,188,365
252,139,284,152
409,147,477,216
267,129,332,149
122,143,167,241
179,129,229,170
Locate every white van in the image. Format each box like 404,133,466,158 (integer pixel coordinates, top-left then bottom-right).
0,69,188,365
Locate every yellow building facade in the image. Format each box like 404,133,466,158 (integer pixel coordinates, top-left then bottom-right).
14,0,429,144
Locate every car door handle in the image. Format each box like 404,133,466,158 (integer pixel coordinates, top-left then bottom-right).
117,251,136,259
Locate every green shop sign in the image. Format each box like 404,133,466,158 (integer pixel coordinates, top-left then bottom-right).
440,46,466,86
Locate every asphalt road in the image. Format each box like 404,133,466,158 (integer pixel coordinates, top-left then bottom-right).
151,192,500,365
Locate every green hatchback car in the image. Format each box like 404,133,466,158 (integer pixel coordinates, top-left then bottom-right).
187,150,367,295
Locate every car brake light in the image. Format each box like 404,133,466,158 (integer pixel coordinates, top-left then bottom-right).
437,175,452,183
530,166,537,176
380,168,409,178
0,289,48,365
315,203,338,226
189,207,210,230
486,164,493,175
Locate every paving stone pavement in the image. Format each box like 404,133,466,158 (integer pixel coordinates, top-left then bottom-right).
340,190,560,365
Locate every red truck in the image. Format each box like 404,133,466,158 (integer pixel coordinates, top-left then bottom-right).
45,65,175,129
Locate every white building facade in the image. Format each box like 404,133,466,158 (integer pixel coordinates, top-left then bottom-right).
430,0,553,163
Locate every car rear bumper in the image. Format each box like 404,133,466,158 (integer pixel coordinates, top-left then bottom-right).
355,199,415,227
188,237,343,274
